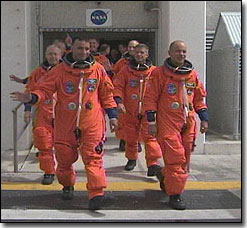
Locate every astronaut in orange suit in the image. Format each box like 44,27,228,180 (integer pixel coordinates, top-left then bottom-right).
9,45,62,185
89,38,113,77
143,40,208,210
113,43,162,175
10,38,118,211
112,40,139,78
112,40,142,152
98,43,114,79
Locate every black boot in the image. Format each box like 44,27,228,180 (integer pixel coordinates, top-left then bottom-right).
119,139,126,151
169,194,186,210
147,165,161,177
88,195,114,211
155,168,166,193
41,174,55,185
124,160,136,171
62,186,74,200
138,142,142,153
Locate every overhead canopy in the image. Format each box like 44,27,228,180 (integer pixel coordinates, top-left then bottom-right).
212,12,241,50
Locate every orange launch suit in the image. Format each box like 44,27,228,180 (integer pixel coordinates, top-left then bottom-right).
26,64,56,175
30,57,117,199
112,57,129,141
143,60,207,196
113,62,162,167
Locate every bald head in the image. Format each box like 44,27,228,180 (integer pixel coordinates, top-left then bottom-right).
169,40,185,51
168,40,187,67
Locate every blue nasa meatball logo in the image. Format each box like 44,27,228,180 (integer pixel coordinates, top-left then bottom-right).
91,10,107,25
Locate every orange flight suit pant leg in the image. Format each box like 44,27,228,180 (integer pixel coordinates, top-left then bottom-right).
80,134,107,200
182,115,197,172
115,113,125,140
55,142,79,187
124,121,139,161
141,120,162,167
33,126,55,174
158,132,188,196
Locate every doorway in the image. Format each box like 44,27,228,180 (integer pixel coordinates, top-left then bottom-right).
40,29,157,64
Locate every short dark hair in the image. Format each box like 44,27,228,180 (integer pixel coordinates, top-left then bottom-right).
118,43,128,48
72,36,90,44
89,38,100,43
99,44,110,52
135,43,149,52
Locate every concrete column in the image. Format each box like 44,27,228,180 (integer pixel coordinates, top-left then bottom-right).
1,1,32,150
159,1,206,154
157,1,170,65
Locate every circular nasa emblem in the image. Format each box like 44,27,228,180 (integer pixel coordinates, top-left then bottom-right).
65,81,75,93
167,83,177,95
171,102,180,109
131,94,138,100
68,102,77,110
91,10,107,25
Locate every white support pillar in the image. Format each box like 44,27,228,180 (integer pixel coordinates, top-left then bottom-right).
157,1,170,65
1,1,32,150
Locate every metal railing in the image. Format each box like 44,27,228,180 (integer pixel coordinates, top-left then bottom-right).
12,102,32,172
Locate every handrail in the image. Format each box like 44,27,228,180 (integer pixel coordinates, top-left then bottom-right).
12,102,32,172
12,102,24,113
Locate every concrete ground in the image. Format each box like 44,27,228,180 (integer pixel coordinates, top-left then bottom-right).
1,133,242,184
1,128,243,222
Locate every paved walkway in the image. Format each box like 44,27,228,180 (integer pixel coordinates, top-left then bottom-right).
1,132,243,222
